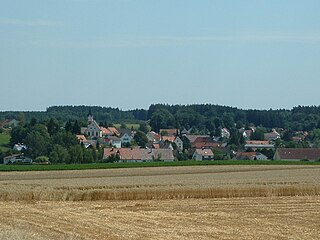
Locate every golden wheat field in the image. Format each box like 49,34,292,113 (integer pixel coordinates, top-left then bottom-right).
1,165,320,239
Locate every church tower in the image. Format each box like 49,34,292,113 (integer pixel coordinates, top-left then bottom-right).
88,107,93,123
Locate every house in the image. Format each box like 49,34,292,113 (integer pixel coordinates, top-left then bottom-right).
144,149,175,162
181,128,191,135
245,140,275,150
147,131,161,143
273,148,320,161
221,128,230,139
255,153,269,160
236,152,268,160
119,129,133,145
100,127,120,137
191,136,219,149
146,141,174,150
13,143,27,151
264,129,280,141
161,136,183,151
235,152,257,160
3,154,32,165
185,134,210,144
159,129,179,136
240,129,253,139
192,148,214,161
161,136,176,143
174,136,183,151
106,136,122,148
103,148,174,162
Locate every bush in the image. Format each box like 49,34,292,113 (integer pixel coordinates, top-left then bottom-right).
34,156,50,164
300,158,309,162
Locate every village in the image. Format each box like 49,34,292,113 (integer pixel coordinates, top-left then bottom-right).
2,107,319,165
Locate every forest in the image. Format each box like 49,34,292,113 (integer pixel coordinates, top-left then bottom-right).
1,104,320,133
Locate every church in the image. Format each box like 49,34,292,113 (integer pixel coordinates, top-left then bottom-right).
83,109,102,138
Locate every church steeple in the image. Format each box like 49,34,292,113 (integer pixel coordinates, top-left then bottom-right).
88,107,93,123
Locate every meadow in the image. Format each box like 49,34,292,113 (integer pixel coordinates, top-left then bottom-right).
0,132,10,151
0,165,320,239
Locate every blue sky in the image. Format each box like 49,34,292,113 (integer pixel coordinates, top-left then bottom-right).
1,0,320,111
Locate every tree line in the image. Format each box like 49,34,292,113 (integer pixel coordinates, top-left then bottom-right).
1,104,320,134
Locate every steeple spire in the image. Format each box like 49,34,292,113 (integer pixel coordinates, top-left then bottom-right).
88,107,93,123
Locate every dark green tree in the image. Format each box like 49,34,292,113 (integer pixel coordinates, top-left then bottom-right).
68,145,84,164
49,145,70,163
47,118,59,136
133,130,148,147
25,131,49,158
65,120,73,132
139,122,149,133
250,129,265,141
72,120,81,135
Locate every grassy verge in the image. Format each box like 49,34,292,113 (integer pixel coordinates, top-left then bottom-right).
0,160,320,171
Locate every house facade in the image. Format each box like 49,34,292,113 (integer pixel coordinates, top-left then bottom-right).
245,140,275,150
3,154,32,165
192,148,214,161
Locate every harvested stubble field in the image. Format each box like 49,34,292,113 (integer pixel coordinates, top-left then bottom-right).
0,165,320,239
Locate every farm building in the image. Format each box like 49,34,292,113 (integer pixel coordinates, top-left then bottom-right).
273,148,320,161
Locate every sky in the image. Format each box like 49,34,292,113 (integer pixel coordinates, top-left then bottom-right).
1,0,320,111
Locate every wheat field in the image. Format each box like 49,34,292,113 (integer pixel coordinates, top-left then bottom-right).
0,165,320,239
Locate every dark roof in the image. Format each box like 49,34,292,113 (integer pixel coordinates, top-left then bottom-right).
277,148,320,160
119,129,132,137
185,135,210,143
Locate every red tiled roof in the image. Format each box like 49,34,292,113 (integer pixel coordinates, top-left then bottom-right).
162,136,176,142
153,143,160,149
277,148,320,161
104,148,141,160
194,148,214,157
160,129,178,136
192,142,220,149
76,135,87,142
246,140,269,145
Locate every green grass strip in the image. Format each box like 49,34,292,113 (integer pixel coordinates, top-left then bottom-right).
0,160,320,171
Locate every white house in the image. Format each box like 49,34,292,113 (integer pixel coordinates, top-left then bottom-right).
3,154,32,165
119,129,133,146
174,136,184,151
106,136,122,148
13,143,27,151
221,128,230,139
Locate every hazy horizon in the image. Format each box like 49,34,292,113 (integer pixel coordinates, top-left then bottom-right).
1,0,319,111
